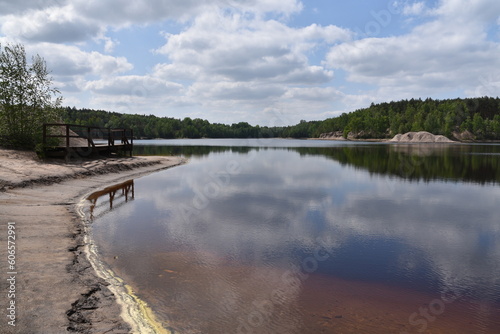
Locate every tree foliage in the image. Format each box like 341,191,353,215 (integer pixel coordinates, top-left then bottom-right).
64,97,500,142
63,107,278,139
0,43,62,149
299,97,500,140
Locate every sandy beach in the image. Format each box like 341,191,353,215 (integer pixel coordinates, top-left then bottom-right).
0,148,184,334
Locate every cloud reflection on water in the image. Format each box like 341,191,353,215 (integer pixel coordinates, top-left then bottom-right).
90,144,500,333
130,149,500,298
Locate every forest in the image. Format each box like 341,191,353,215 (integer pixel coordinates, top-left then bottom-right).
63,96,500,141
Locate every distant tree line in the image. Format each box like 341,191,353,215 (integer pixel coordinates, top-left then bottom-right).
64,96,500,141
63,107,279,139
308,97,500,140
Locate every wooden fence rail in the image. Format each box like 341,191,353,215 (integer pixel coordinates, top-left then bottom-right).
43,123,133,158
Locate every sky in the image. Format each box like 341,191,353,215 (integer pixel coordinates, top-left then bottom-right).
1,0,500,126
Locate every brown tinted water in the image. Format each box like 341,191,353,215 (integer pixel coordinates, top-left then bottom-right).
87,140,500,333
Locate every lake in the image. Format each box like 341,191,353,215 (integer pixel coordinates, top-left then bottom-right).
86,139,500,333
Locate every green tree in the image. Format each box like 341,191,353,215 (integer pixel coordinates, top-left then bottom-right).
424,109,441,134
411,108,425,132
0,43,62,149
492,115,500,138
472,113,485,138
444,109,457,137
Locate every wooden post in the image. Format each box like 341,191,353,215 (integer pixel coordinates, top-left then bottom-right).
130,129,134,156
108,127,112,147
42,124,47,147
41,123,134,158
65,124,70,148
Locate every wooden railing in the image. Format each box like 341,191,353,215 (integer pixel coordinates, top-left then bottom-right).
42,123,133,157
87,179,135,220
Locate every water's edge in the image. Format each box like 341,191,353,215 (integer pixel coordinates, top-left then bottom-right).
74,160,187,334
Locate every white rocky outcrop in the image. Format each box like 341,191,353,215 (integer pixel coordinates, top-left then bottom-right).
389,131,454,143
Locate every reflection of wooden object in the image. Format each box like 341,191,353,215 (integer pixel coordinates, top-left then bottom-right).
87,180,135,221
42,123,133,159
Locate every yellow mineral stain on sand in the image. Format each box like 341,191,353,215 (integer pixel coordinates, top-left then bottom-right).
78,195,174,334
124,284,172,334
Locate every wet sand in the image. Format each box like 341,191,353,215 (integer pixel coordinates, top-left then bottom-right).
0,148,184,334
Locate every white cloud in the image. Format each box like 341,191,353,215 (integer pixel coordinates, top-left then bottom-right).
326,0,500,101
234,0,303,16
191,81,285,101
402,1,427,16
146,8,351,124
82,75,187,116
0,0,304,43
32,43,133,77
152,63,201,81
86,75,183,97
0,0,349,124
284,87,343,102
432,0,500,22
152,9,349,121
157,12,348,84
3,0,500,125
102,37,119,53
299,23,353,44
1,5,101,43
0,0,67,15
73,0,211,26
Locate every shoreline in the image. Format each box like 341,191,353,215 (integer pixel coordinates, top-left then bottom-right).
0,149,185,334
76,178,179,334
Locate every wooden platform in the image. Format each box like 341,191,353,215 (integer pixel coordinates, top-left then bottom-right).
43,123,133,159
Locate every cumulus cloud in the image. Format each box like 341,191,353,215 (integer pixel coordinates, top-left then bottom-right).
102,37,119,53
152,63,201,81
0,0,304,43
0,0,336,124
0,0,67,15
32,43,133,77
191,81,286,101
283,87,344,102
157,12,349,84
73,0,211,26
149,9,349,122
3,0,500,124
402,1,427,16
142,8,351,123
1,6,101,43
326,0,500,101
86,75,183,97
74,0,302,26
431,0,500,21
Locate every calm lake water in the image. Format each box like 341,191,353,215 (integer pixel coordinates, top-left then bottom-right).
87,139,500,333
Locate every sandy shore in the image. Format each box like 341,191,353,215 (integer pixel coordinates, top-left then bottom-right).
0,148,185,334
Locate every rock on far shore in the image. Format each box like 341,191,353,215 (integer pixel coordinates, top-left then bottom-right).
389,131,455,143
319,131,346,140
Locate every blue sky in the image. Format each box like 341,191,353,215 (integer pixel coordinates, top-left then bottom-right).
1,0,500,126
